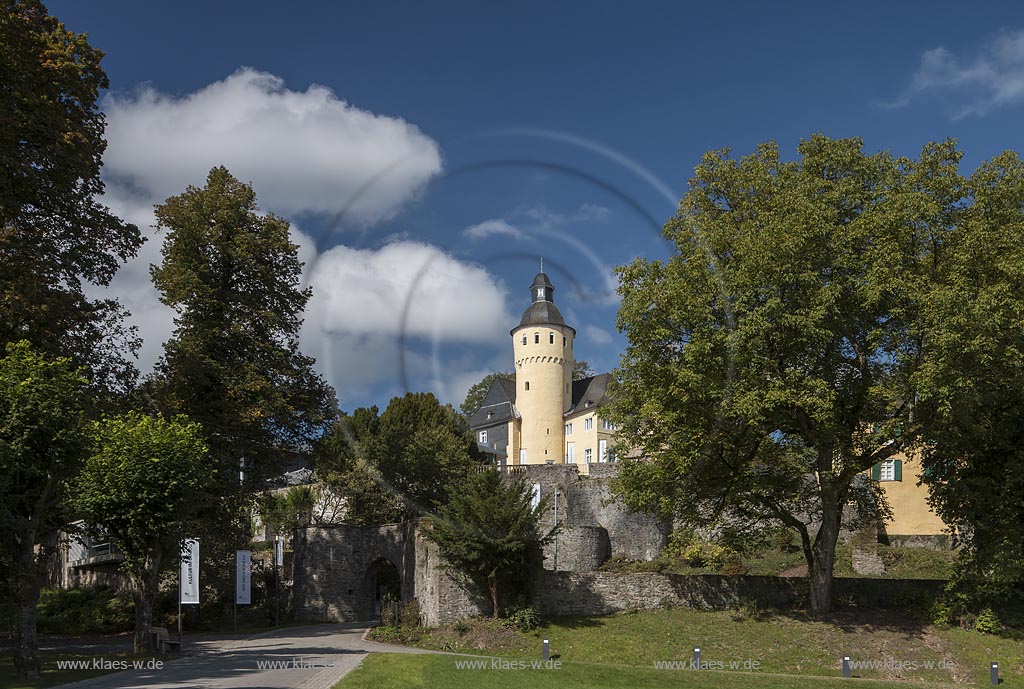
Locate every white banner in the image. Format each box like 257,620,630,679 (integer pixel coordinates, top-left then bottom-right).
274,538,283,567
235,550,251,605
180,539,199,605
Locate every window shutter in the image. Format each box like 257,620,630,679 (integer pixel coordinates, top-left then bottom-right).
893,460,902,481
871,463,880,481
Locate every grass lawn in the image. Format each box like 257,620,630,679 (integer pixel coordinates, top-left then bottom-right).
335,653,953,689
377,607,1024,687
0,652,149,689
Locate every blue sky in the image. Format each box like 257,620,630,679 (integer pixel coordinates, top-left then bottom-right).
50,0,1024,411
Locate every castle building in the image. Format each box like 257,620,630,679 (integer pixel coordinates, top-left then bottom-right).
468,271,617,475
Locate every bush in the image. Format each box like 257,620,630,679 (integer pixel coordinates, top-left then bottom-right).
453,620,470,636
974,608,1002,634
37,587,133,635
503,605,541,632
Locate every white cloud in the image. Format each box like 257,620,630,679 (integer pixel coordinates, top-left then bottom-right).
524,203,611,226
463,219,526,241
103,68,443,224
302,240,512,342
584,325,614,345
885,29,1024,118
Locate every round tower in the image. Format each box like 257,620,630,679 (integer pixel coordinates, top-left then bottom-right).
511,271,575,465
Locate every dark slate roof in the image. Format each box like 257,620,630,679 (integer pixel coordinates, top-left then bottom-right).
467,377,518,429
567,373,614,415
516,300,568,329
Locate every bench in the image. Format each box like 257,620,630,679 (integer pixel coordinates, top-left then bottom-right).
149,627,183,654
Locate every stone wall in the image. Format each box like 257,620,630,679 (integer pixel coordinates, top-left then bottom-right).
532,571,945,617
414,532,490,627
292,522,417,622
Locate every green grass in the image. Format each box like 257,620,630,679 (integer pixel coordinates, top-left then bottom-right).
335,653,952,689
390,607,1024,686
0,652,147,689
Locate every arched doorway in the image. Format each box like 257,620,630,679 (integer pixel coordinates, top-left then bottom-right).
363,558,401,619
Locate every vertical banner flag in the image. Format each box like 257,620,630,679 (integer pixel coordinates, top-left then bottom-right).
180,538,200,604
235,550,251,605
274,538,283,567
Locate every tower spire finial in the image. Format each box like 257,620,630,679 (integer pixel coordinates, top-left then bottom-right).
540,256,543,273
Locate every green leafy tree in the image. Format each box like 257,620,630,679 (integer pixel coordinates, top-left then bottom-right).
424,470,552,616
75,413,211,653
0,0,143,398
607,136,964,613
460,360,594,418
315,393,481,523
916,151,1024,611
146,167,334,535
0,341,89,677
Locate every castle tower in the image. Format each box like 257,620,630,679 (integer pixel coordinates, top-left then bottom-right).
511,270,575,465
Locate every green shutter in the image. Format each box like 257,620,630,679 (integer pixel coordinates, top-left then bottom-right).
871,463,880,481
893,460,902,481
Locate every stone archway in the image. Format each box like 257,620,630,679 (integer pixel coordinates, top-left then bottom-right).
363,557,401,619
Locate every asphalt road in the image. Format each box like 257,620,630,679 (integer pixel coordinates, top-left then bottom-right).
48,623,438,689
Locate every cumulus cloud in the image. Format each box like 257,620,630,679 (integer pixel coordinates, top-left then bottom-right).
303,240,512,341
884,29,1024,118
103,68,443,224
463,219,526,241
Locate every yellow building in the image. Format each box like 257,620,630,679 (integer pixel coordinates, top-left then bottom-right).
468,271,617,475
870,451,947,540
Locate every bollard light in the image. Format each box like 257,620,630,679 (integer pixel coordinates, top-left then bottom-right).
843,656,851,679
542,638,550,662
991,662,999,686
693,646,701,668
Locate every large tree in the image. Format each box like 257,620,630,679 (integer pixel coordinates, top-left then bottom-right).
0,0,142,398
0,342,89,677
607,136,964,613
424,469,552,617
315,392,481,523
915,151,1024,612
75,413,211,653
147,166,334,499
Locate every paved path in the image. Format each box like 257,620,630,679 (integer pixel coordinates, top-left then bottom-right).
49,623,440,689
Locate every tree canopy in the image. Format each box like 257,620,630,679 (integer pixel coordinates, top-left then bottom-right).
315,392,481,524
0,341,89,676
914,150,1024,612
75,413,211,653
424,469,552,616
0,0,142,399
607,135,965,612
147,166,334,490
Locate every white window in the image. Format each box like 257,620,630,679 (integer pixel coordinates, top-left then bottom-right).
549,333,555,344
880,460,895,481
565,422,573,435
537,287,544,299
522,334,527,345
601,419,616,431
534,333,540,344
519,448,527,465
566,442,575,463
599,439,608,463
478,430,487,444
584,448,592,463
584,417,593,431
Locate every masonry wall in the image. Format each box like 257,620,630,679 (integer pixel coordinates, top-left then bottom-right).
532,572,945,617
292,522,416,622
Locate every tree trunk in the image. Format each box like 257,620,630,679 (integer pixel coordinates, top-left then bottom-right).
13,536,41,678
131,544,163,654
809,501,842,614
488,574,499,618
